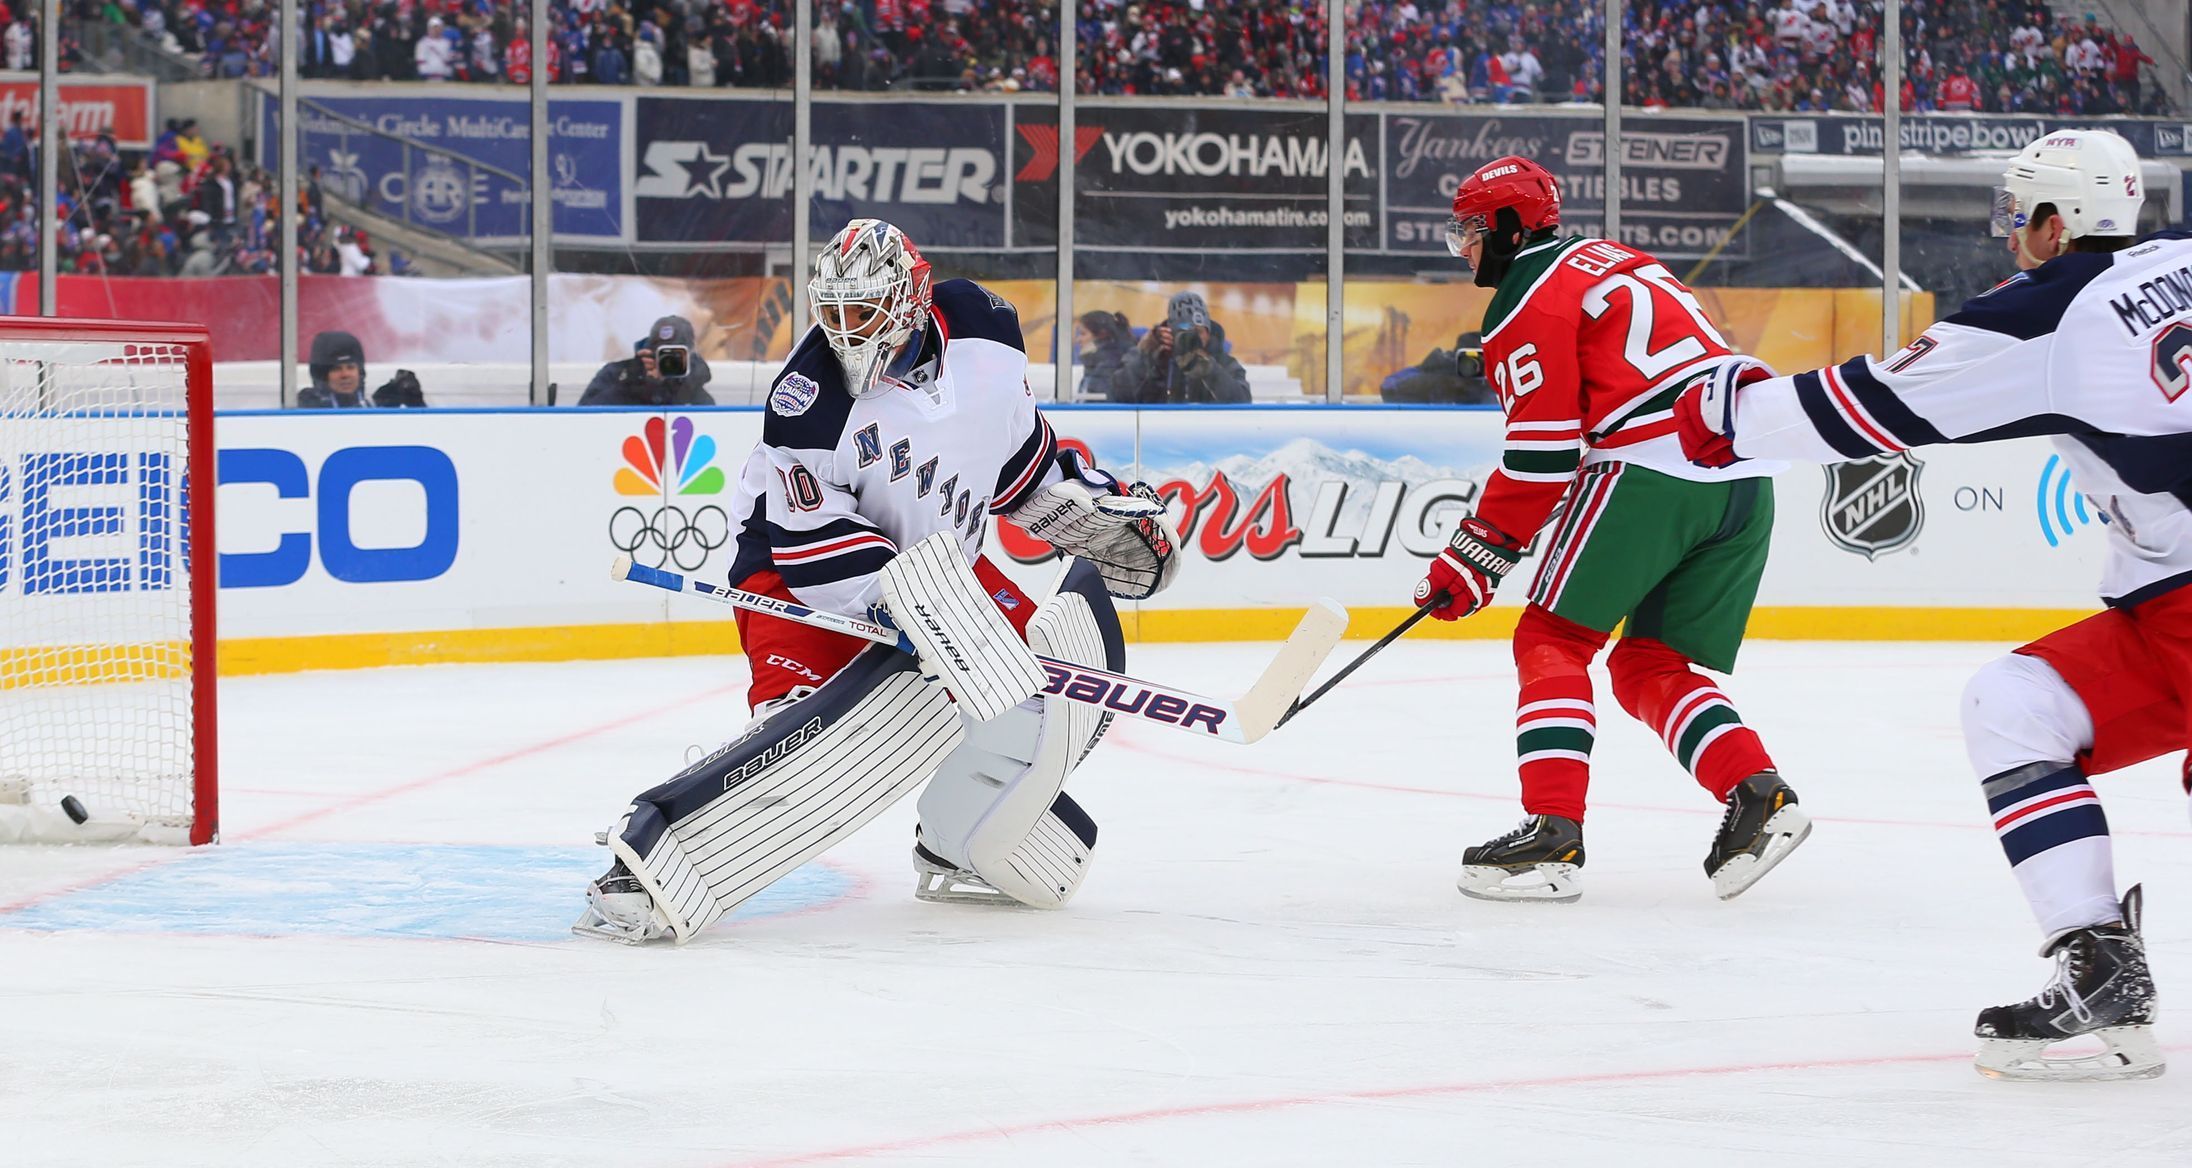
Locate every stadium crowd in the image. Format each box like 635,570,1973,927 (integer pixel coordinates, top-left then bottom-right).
0,115,388,276
35,0,2170,112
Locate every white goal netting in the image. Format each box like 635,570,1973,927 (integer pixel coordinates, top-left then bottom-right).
0,335,207,844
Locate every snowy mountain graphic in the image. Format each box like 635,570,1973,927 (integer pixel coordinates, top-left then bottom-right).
1143,437,1487,529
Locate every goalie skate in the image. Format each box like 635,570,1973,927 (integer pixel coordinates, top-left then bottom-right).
912,834,1011,905
1458,815,1585,904
1975,886,2164,1082
572,861,675,945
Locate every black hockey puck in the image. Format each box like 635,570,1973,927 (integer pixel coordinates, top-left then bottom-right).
60,795,88,824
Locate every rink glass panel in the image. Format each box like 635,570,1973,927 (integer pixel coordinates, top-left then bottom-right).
1064,4,1331,407
558,55,793,408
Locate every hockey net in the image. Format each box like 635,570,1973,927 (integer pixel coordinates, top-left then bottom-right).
0,320,216,845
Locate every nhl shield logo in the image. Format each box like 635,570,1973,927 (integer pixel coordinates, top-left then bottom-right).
1820,453,1924,559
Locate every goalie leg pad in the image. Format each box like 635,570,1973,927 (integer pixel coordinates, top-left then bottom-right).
914,560,1125,908
601,643,964,943
881,532,1047,722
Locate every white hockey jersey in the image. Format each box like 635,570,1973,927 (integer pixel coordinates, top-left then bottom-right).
726,279,1065,615
1729,231,2192,608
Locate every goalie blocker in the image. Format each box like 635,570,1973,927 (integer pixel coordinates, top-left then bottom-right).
577,559,1126,944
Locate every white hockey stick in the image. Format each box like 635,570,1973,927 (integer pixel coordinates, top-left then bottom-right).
613,555,1348,746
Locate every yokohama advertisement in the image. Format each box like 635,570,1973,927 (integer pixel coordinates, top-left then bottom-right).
1383,113,1748,260
631,96,1009,249
1009,104,1382,253
0,76,155,148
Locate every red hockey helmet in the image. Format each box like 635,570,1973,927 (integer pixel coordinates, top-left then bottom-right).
1445,156,1562,260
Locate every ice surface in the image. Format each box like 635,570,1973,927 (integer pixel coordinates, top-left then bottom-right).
3,642,2187,1167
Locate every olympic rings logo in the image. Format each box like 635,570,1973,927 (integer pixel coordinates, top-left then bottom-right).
609,503,731,571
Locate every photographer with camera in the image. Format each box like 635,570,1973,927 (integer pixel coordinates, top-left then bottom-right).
1379,330,1497,405
578,315,716,406
1118,291,1250,404
296,330,427,409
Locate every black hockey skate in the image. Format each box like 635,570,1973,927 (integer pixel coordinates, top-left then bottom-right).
1704,771,1811,900
1458,814,1585,903
1975,885,2164,1082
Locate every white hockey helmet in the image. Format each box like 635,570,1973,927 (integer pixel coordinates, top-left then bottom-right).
1991,128,2144,240
809,218,934,399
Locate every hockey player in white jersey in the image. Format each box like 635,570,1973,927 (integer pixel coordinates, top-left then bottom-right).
576,218,1181,944
1676,129,2189,1081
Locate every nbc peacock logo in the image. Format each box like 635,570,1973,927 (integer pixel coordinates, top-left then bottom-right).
609,417,731,571
616,416,726,496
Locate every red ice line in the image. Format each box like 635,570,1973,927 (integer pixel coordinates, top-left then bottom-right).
1108,728,2192,840
721,1045,2177,1168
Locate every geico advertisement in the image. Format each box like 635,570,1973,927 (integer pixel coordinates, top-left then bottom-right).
79,410,2116,646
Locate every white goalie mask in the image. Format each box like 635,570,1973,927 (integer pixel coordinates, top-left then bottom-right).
809,219,934,399
1991,128,2144,241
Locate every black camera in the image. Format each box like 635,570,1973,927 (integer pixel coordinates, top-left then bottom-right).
654,344,690,379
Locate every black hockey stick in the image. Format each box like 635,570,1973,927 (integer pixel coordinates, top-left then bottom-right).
1273,593,1447,729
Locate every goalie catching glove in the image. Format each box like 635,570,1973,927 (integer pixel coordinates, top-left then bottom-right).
1414,517,1520,620
1006,458,1181,600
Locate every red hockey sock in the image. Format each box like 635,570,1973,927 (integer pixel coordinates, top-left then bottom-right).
1513,606,1610,822
1608,637,1775,802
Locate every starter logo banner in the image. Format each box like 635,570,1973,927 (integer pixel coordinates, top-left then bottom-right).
634,98,1007,249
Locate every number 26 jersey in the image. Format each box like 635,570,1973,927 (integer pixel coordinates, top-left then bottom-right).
1474,235,1781,548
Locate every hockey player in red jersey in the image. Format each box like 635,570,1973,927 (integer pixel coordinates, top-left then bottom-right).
1413,156,1810,904
1678,128,2189,1082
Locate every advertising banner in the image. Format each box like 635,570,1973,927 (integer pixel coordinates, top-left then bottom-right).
0,76,155,148
1383,113,1749,259
193,409,2108,669
996,409,2102,615
264,93,624,242
1751,114,2191,158
1011,104,1381,253
632,97,1009,249
213,411,767,643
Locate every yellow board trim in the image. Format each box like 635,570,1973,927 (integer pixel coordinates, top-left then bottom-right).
200,606,2092,678
219,622,746,677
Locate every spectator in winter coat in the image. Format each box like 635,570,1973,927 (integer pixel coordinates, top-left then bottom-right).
473,26,501,80
416,17,455,80
174,121,210,172
577,315,716,406
1117,292,1251,405
298,330,428,409
1380,332,1496,405
1072,310,1136,402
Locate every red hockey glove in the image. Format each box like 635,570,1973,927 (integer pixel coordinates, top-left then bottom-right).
1674,357,1771,469
1415,517,1521,621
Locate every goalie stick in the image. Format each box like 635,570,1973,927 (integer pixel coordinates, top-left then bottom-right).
613,555,1348,746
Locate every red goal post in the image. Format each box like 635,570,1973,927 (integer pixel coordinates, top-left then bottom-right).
0,317,217,845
